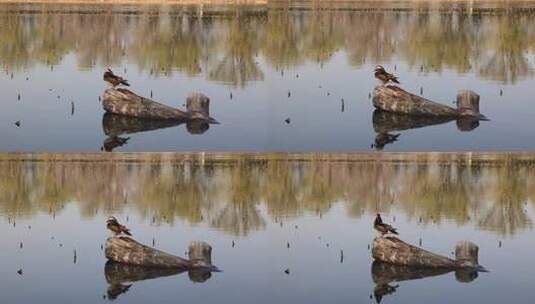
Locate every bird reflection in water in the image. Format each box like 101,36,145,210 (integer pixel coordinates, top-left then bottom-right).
372,133,400,151
102,136,130,152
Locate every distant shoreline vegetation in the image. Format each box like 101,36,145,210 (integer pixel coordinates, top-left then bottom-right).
1,0,535,6
1,3,534,85
1,155,534,237
0,0,267,4
3,152,535,164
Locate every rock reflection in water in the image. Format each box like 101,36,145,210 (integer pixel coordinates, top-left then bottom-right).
371,261,478,303
102,113,187,137
101,113,210,151
104,261,211,300
102,136,130,152
372,110,481,150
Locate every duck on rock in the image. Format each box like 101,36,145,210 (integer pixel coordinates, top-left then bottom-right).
374,213,399,236
106,216,132,236
374,65,400,85
103,68,130,88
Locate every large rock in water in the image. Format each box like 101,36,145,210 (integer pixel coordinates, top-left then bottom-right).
372,85,486,120
105,237,217,271
372,237,483,270
102,88,215,122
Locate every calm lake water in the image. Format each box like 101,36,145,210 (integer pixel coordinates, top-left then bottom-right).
1,159,534,303
1,2,535,152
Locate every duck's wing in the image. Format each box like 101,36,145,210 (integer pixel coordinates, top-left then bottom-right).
388,73,400,84
374,223,388,233
384,223,399,234
120,225,132,236
119,78,130,86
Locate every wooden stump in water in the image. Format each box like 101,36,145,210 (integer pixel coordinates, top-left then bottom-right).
455,240,479,268
188,241,212,265
456,90,480,116
373,85,458,117
186,93,211,121
372,85,486,119
372,237,456,268
105,237,218,271
187,241,214,283
372,237,484,270
103,89,189,120
102,89,216,122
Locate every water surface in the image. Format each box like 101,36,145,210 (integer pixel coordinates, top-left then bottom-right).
1,2,535,151
1,159,534,303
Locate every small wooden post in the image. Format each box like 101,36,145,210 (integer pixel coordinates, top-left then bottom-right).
455,241,479,268
188,241,212,265
456,90,480,116
186,93,210,120
188,241,214,283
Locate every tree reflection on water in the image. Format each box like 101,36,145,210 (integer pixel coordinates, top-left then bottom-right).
0,159,533,236
1,4,534,84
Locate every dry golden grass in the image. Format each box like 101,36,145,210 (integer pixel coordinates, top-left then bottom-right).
0,0,264,4
0,0,533,4
2,152,535,165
